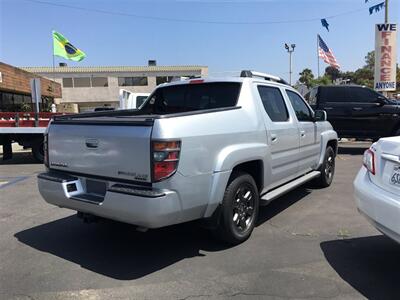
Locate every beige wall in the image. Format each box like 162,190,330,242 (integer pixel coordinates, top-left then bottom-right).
36,68,208,110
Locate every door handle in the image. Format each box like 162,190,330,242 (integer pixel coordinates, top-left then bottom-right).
352,107,363,111
271,134,278,143
300,130,305,137
324,107,333,110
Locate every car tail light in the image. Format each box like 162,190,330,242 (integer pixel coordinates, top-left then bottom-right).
363,149,375,175
44,133,49,168
152,140,181,182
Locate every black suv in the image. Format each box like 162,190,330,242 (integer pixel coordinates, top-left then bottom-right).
305,85,400,139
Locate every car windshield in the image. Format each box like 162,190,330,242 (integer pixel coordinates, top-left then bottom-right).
140,82,241,115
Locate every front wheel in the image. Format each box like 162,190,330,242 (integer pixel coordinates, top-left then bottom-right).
213,172,259,245
315,146,335,188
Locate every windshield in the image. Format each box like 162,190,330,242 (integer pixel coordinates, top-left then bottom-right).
140,82,241,115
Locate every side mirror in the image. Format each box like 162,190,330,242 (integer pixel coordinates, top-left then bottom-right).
314,110,327,122
376,96,386,106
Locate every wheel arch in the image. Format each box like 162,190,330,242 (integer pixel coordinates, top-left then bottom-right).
203,143,267,218
317,130,338,169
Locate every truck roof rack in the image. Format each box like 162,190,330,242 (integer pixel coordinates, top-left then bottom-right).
240,70,289,85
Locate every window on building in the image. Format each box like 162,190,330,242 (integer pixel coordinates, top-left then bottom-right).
63,78,73,88
156,76,174,85
0,92,33,112
257,86,289,122
91,77,109,87
118,77,148,86
73,77,91,88
1,93,13,111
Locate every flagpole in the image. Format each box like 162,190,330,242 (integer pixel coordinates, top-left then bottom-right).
51,31,57,112
317,35,320,78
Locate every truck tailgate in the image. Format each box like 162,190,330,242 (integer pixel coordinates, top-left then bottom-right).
48,120,153,183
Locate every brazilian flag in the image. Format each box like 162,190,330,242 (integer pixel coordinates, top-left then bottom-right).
52,30,86,62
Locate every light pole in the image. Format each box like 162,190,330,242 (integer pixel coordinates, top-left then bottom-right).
285,43,296,85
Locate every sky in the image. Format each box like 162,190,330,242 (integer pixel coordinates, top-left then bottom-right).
0,0,399,82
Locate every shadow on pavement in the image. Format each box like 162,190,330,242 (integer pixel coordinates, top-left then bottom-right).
257,187,311,225
15,186,312,280
321,235,400,300
15,217,229,280
338,144,371,156
0,152,40,165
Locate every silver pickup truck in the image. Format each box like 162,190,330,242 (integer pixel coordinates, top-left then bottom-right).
38,70,338,244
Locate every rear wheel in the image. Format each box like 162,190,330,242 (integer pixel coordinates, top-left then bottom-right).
213,172,259,245
315,146,335,188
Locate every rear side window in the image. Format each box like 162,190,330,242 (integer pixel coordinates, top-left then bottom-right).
141,82,241,115
286,90,313,122
319,87,348,103
257,86,289,122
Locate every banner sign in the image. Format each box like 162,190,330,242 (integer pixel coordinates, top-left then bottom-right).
374,23,397,91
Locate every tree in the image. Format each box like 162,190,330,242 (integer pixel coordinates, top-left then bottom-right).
325,66,340,82
298,68,314,88
364,51,375,71
311,75,331,86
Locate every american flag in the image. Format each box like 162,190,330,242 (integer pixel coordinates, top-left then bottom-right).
318,35,340,69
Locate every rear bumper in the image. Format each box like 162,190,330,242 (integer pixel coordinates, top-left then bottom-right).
37,171,183,228
354,168,400,243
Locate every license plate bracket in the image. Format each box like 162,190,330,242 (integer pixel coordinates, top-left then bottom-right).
390,166,400,186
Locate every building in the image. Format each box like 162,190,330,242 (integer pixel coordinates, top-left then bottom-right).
22,62,208,112
0,62,61,112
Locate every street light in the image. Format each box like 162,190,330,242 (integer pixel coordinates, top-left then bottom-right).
284,43,296,85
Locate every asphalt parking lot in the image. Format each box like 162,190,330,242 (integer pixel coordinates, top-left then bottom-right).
1,142,399,300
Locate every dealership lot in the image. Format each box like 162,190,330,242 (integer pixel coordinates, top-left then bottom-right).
1,142,399,300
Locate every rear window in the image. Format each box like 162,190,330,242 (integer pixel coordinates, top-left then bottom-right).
140,82,241,115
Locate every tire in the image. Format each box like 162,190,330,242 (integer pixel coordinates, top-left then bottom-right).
31,139,44,163
315,146,335,188
213,171,259,245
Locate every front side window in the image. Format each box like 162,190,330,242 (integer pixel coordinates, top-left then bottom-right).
348,87,381,103
118,77,148,86
286,90,313,122
257,86,289,122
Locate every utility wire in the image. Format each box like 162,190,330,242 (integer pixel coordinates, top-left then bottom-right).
25,0,368,25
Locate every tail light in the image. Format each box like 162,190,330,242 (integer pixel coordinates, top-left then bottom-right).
152,140,181,182
43,133,49,167
363,149,375,175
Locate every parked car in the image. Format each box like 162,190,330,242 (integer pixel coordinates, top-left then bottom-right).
37,70,338,244
305,85,400,140
354,136,400,243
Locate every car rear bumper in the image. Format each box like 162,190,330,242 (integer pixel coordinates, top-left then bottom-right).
37,171,183,228
354,168,400,243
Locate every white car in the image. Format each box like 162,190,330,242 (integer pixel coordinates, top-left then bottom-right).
354,136,400,243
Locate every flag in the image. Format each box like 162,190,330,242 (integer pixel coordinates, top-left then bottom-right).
318,35,340,69
369,2,385,15
321,19,329,32
52,30,86,62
